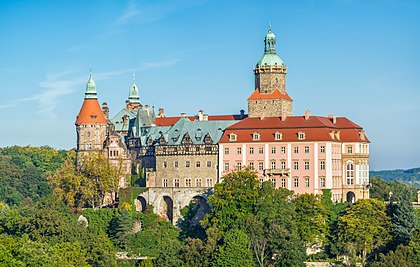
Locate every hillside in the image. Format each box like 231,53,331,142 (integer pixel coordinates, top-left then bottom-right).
370,167,420,188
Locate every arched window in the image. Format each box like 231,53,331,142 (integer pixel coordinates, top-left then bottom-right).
346,162,354,185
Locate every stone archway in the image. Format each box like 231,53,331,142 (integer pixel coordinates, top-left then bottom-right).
159,196,174,222
134,196,147,212
346,191,356,203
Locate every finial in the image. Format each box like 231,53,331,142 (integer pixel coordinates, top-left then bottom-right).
133,71,136,83
89,64,92,77
269,22,272,31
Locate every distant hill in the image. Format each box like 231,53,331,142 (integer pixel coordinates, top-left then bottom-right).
370,167,420,188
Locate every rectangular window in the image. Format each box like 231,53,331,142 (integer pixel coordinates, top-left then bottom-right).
237,162,242,170
249,147,254,154
258,162,264,171
206,178,213,187
271,147,276,154
163,161,167,168
320,177,325,187
237,147,242,154
174,161,179,168
196,161,201,168
281,178,286,188
294,177,299,187
224,162,229,171
347,146,353,154
281,146,286,154
224,148,229,155
174,178,180,187
185,161,190,168
320,161,325,170
304,161,309,170
259,178,264,184
305,177,310,187
304,146,309,153
163,179,168,187
207,161,212,168
294,161,299,170
320,146,325,153
249,161,254,170
281,161,286,169
271,161,276,169
196,178,202,187
294,147,299,154
186,178,192,187
271,178,276,187
258,147,264,154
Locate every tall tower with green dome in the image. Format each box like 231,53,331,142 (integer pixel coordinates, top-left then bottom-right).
248,27,293,118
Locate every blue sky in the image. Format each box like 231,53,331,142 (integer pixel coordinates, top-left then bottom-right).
0,0,419,170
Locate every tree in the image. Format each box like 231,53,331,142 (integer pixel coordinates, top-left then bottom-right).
337,199,392,266
110,210,133,250
370,244,417,267
390,190,417,246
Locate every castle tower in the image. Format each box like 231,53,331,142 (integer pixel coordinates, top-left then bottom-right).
127,74,141,110
248,27,293,118
75,71,108,159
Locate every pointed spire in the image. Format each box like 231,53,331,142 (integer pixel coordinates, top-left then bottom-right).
256,26,284,67
128,73,140,104
85,66,97,99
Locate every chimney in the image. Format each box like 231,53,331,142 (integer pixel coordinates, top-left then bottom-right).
328,114,336,124
281,111,287,121
101,102,109,119
240,109,245,119
180,113,186,117
304,110,310,120
125,100,131,110
198,109,204,121
145,105,150,115
158,107,165,118
123,115,129,125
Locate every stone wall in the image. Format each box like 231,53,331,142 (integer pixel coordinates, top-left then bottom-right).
76,124,107,157
248,98,292,118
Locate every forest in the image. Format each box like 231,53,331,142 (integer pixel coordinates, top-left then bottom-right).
0,146,418,267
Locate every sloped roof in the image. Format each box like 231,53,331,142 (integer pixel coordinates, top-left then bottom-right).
247,88,293,101
75,99,107,125
110,108,137,132
155,114,245,126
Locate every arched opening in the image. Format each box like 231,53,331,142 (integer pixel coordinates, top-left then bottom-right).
159,196,173,222
134,196,147,212
346,191,356,203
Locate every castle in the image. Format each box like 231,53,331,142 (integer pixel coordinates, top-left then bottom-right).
75,28,370,222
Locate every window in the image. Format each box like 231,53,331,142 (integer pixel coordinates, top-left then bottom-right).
237,162,242,170
294,162,299,170
185,161,190,168
271,178,276,187
294,177,299,187
294,147,299,154
305,177,310,187
249,147,254,154
346,163,354,185
196,146,200,152
304,146,309,153
320,146,325,153
229,133,237,141
224,162,229,171
163,179,168,187
281,146,286,154
258,147,264,154
281,178,286,188
253,132,260,141
206,178,213,187
275,132,282,140
237,147,242,154
224,148,229,155
258,162,264,171
347,146,353,154
298,132,306,140
85,144,92,150
174,161,179,168
271,147,276,154
320,177,325,187
196,161,201,168
271,161,276,169
196,178,202,187
304,161,309,170
281,161,286,169
249,161,254,170
185,178,192,187
174,179,180,187
163,161,167,168
320,161,325,170
259,178,264,184
207,161,212,168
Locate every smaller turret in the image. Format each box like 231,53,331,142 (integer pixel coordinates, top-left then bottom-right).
128,73,141,110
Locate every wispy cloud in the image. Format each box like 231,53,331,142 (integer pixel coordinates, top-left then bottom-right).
115,1,140,24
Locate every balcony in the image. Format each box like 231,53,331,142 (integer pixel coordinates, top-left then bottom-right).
264,168,290,176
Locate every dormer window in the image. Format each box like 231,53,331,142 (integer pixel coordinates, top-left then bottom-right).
253,132,260,141
297,131,306,140
274,132,282,140
229,133,237,142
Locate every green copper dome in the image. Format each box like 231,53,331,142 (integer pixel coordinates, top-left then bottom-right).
256,27,285,67
84,73,98,99
128,81,140,104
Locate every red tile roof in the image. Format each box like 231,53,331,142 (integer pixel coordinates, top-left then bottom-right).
75,99,107,125
219,116,369,143
247,88,293,101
